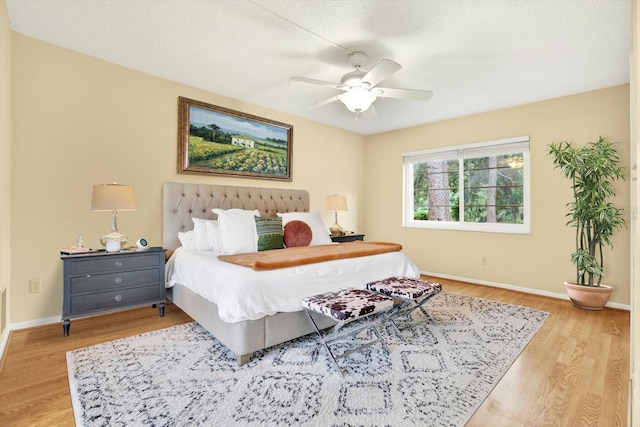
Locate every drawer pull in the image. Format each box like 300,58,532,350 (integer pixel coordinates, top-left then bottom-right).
114,294,123,302
114,277,123,284
114,261,123,267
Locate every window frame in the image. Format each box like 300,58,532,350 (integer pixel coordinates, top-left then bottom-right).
402,136,531,234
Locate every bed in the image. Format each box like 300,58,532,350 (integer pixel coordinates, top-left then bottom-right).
163,182,420,364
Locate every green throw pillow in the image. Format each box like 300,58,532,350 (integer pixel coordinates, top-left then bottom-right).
254,216,284,251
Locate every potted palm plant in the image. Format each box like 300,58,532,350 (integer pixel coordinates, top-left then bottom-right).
548,136,626,310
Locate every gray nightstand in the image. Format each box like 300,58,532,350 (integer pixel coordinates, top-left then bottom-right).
61,247,166,336
330,234,365,243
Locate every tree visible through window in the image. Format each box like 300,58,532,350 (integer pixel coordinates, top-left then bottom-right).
404,136,530,234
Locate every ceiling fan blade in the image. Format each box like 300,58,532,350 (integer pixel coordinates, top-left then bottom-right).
291,76,348,91
301,94,342,110
374,87,433,101
360,59,401,88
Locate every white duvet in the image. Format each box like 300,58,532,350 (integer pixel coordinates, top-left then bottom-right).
166,247,420,323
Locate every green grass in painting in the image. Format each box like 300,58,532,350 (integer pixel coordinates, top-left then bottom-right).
188,136,288,175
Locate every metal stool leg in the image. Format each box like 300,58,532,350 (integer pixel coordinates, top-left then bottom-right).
304,309,344,376
407,293,438,324
386,293,439,339
380,301,409,342
417,304,437,324
304,308,392,377
371,322,391,352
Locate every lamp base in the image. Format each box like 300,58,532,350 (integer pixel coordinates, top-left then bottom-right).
100,232,129,249
329,224,344,236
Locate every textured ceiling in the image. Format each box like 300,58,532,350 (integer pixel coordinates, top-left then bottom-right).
5,0,632,135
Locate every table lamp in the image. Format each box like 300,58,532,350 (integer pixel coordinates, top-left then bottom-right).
326,194,347,236
91,183,137,248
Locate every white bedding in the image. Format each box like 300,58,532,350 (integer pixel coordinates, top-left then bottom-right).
166,247,420,323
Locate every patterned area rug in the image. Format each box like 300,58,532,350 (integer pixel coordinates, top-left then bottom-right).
66,292,549,427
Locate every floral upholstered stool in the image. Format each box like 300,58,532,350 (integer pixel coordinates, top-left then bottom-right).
366,277,442,341
301,288,394,377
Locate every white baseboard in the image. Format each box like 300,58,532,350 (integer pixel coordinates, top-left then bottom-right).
9,315,61,331
421,270,631,311
0,327,9,365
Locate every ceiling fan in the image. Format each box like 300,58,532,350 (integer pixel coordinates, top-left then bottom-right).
291,51,433,118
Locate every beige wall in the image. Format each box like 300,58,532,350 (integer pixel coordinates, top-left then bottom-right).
9,34,366,324
0,0,11,336
365,85,631,305
630,0,638,422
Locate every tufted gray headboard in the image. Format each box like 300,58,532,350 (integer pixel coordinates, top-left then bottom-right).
162,182,310,251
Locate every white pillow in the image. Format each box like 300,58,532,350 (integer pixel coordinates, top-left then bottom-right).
205,220,222,253
177,230,197,251
277,211,332,246
212,208,260,254
192,218,218,251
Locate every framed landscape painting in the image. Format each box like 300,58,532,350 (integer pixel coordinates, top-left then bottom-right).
178,96,293,181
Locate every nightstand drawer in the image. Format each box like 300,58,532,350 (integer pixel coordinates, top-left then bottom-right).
69,285,163,314
70,253,162,275
70,268,161,294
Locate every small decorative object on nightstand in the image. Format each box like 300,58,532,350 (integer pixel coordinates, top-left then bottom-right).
60,247,166,336
331,233,364,243
136,238,149,251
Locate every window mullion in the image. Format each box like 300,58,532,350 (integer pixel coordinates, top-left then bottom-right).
458,157,464,223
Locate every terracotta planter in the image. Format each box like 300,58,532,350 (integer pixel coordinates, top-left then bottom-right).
564,281,613,311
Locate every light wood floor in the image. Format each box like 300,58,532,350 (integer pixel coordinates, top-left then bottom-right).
0,277,630,426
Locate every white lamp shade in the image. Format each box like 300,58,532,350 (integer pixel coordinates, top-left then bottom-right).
91,183,137,211
339,87,376,113
326,195,347,211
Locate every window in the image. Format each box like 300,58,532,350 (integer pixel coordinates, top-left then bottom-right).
403,136,530,234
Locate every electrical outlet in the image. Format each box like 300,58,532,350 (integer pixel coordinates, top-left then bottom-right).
29,279,41,293
481,256,488,265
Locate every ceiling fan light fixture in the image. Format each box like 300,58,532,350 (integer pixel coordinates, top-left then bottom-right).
340,87,376,113
292,51,431,117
